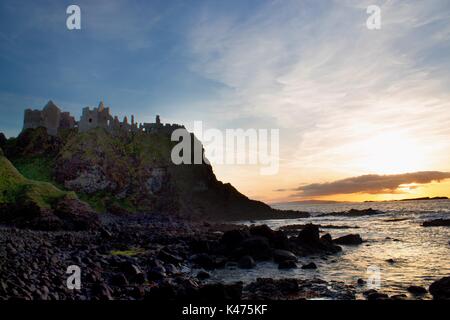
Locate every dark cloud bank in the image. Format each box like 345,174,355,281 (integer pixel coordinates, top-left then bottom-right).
291,171,450,197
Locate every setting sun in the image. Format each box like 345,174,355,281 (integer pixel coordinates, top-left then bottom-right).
359,132,426,175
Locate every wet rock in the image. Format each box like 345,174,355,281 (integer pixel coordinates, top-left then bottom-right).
407,285,427,295
301,262,317,269
129,286,145,299
363,289,377,296
292,224,342,255
245,278,299,300
278,261,297,269
422,219,450,227
249,224,275,241
391,294,407,300
273,249,297,263
346,208,382,216
196,271,211,280
333,234,363,245
386,258,395,264
110,273,129,286
119,262,145,283
147,266,166,281
357,278,366,286
225,261,238,269
238,255,256,269
190,239,211,253
220,229,250,249
366,292,389,300
248,225,289,249
145,281,178,301
239,236,272,260
197,283,243,301
93,283,114,300
297,224,320,244
320,233,332,243
190,253,216,270
100,227,112,238
164,264,178,275
157,250,183,264
39,285,49,300
319,208,383,217
429,276,450,300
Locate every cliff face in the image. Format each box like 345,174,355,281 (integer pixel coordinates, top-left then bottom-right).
2,127,307,221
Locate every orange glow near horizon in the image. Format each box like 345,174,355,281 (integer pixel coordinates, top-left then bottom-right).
210,127,450,204
268,180,450,203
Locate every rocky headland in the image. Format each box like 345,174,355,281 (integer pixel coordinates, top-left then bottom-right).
0,126,307,230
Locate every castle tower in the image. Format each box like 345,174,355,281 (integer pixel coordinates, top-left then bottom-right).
41,100,61,136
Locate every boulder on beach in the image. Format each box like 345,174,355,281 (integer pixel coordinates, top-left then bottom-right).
301,262,317,269
422,219,450,227
407,285,427,295
190,253,216,270
250,224,289,249
429,276,450,299
273,249,297,263
278,260,297,269
296,224,320,244
244,278,299,300
238,255,256,269
220,228,250,250
333,234,363,245
238,236,273,260
293,224,342,255
196,271,211,280
320,233,332,243
366,292,389,300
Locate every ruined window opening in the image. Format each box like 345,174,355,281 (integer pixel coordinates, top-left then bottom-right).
89,118,92,123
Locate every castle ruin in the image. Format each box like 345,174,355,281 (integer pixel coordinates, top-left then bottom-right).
23,101,76,136
23,100,183,136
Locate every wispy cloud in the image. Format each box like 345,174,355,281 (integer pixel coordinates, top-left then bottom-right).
1,0,449,201
290,171,450,197
187,0,450,183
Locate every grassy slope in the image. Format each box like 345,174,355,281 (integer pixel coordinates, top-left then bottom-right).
12,156,55,184
0,149,75,210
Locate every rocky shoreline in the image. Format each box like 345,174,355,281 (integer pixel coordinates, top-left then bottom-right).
1,212,448,301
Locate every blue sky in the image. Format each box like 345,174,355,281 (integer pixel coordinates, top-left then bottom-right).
1,0,450,201
0,0,231,135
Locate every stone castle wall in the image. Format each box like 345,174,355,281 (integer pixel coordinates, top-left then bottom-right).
23,100,74,136
22,100,183,136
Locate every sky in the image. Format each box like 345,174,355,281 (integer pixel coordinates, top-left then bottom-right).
1,0,450,203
